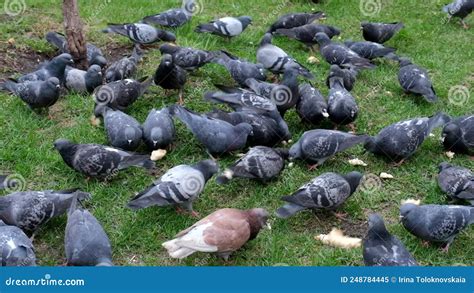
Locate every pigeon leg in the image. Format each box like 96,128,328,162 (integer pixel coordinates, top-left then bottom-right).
441,243,451,253
391,159,405,167
307,163,319,171
421,240,430,248
461,19,469,30
190,210,200,218
178,88,184,105
348,123,357,133
333,211,348,220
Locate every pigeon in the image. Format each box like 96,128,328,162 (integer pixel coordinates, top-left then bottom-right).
325,64,358,92
244,69,300,115
398,58,438,103
438,162,474,205
142,108,175,151
268,11,326,33
276,171,363,218
65,198,113,266
364,113,450,165
443,0,474,29
142,0,196,27
0,189,90,234
0,220,36,266
45,31,107,68
212,50,266,87
0,77,60,110
170,105,253,155
162,208,269,260
93,77,153,116
289,130,368,167
102,23,176,44
314,33,375,70
296,83,329,125
327,65,359,127
65,64,102,93
105,45,143,83
400,203,474,251
257,33,314,79
442,114,474,154
275,24,341,49
154,54,187,104
216,146,288,184
127,159,218,216
17,53,73,83
195,16,252,38
159,44,217,71
102,107,143,151
361,22,404,44
363,213,418,266
344,40,397,60
53,139,155,178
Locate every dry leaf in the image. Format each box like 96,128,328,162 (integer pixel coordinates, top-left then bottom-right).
315,228,361,249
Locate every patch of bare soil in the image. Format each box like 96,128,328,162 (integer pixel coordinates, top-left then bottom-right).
0,45,54,80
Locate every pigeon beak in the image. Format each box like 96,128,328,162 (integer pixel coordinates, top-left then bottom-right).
69,59,74,63
266,222,272,230
322,111,330,118
281,141,288,146
440,136,445,143
56,85,60,88
128,139,132,144
287,139,293,144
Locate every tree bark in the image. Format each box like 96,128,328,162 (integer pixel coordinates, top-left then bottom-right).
63,0,87,69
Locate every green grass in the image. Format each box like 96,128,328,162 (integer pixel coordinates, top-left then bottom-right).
0,0,473,266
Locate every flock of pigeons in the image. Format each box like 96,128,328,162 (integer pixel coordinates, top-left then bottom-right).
0,0,473,266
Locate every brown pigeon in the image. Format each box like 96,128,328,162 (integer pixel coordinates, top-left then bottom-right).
162,208,269,260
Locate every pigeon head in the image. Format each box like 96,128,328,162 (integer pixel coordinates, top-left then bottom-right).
288,141,302,160
399,203,418,220
274,148,290,160
158,30,177,42
54,53,74,66
328,26,341,37
259,33,273,46
313,32,330,46
398,57,412,67
149,127,163,148
344,171,364,193
238,16,253,29
47,77,61,89
88,64,102,75
363,136,377,153
90,55,107,68
442,122,462,149
124,126,138,145
159,43,180,54
246,208,270,239
438,162,453,172
193,159,219,181
161,54,174,67
235,122,254,137
53,138,74,151
367,213,390,238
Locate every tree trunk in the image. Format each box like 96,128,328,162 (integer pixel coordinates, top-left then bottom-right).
63,0,87,69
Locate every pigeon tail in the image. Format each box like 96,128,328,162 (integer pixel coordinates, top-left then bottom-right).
0,79,17,94
162,239,196,259
384,52,400,62
139,76,153,95
372,47,397,58
127,184,169,210
427,112,450,134
339,134,370,153
276,203,305,218
274,28,297,39
195,23,216,34
45,31,66,49
102,24,126,35
118,155,155,170
216,169,234,185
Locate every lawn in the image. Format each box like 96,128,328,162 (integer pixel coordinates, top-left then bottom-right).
0,0,473,266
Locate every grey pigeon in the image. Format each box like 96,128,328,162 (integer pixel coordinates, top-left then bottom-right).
195,16,252,38
93,77,153,116
289,130,368,167
276,171,363,218
257,33,314,79
327,65,359,127
268,11,326,33
102,107,143,151
142,108,175,151
400,203,474,251
245,69,300,115
45,32,107,68
212,50,266,87
364,113,450,164
65,65,102,93
65,198,112,266
442,114,474,155
102,23,176,44
154,54,187,104
314,33,375,70
438,162,474,205
361,22,404,44
363,213,418,266
18,53,73,83
1,77,60,110
443,0,474,29
275,23,340,49
0,220,36,266
170,105,252,155
325,64,357,92
296,83,329,125
105,45,143,83
0,189,90,234
127,159,218,216
159,44,217,71
398,58,438,103
53,139,155,178
216,146,288,184
344,40,397,60
142,0,195,27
